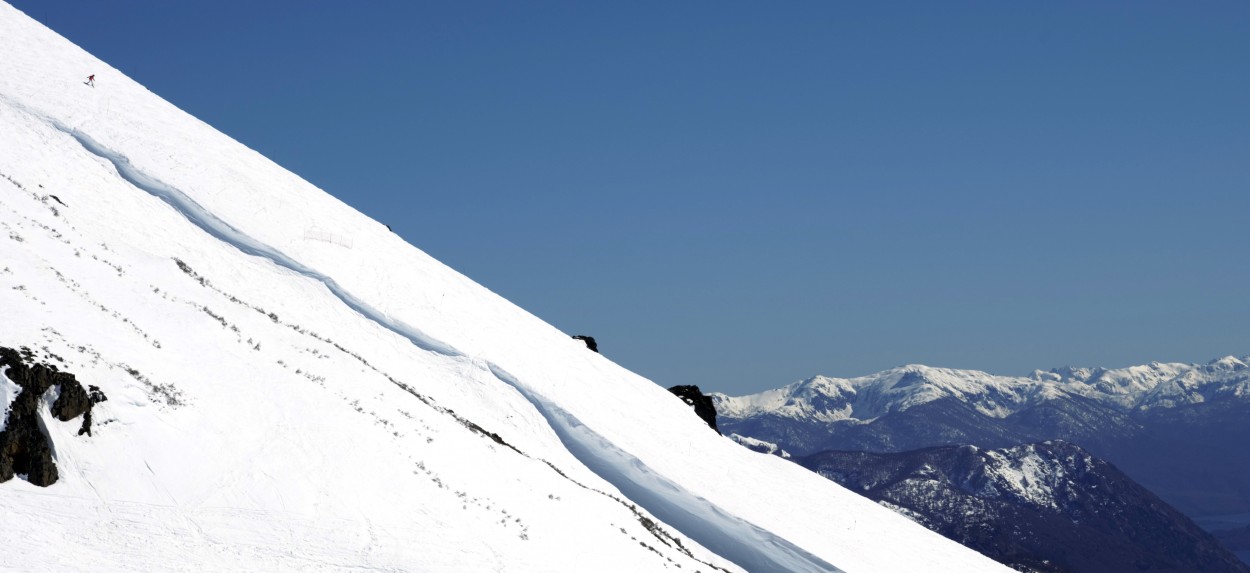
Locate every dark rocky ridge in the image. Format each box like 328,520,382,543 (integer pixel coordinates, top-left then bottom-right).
667,385,719,433
797,441,1250,573
1,346,105,486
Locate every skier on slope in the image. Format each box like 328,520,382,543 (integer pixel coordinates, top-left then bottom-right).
85,74,94,87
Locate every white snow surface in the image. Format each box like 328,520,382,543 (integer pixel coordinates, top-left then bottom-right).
0,4,1009,572
715,357,1250,424
0,364,18,433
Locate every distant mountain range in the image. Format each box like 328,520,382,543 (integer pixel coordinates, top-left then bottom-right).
713,356,1250,517
797,441,1250,573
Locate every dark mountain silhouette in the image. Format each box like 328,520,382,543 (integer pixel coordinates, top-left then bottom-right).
797,441,1250,573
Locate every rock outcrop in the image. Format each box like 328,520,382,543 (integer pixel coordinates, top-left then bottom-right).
0,346,105,486
668,385,719,434
572,335,598,353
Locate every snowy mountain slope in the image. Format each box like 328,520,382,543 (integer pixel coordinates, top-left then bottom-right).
0,3,1009,572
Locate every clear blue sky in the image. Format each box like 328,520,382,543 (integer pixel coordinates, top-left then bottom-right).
13,1,1250,394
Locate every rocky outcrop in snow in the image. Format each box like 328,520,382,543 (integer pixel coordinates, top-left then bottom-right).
0,346,104,486
572,335,598,353
667,385,719,433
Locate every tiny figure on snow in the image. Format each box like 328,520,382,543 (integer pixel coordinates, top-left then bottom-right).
85,74,95,87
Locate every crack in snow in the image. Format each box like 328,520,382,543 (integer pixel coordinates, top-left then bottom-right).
22,104,838,572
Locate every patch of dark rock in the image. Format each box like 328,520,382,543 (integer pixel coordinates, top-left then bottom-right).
572,335,598,353
51,375,89,421
1,346,105,486
668,385,720,434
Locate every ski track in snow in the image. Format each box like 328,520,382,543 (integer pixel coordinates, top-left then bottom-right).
8,96,836,573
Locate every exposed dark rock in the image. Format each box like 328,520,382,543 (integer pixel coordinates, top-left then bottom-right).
88,385,107,405
77,385,108,437
1,347,61,486
51,375,90,421
667,385,719,434
797,441,1250,573
1,346,104,486
572,335,598,353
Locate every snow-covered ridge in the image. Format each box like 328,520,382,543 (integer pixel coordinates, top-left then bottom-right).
0,3,1008,571
715,357,1250,423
